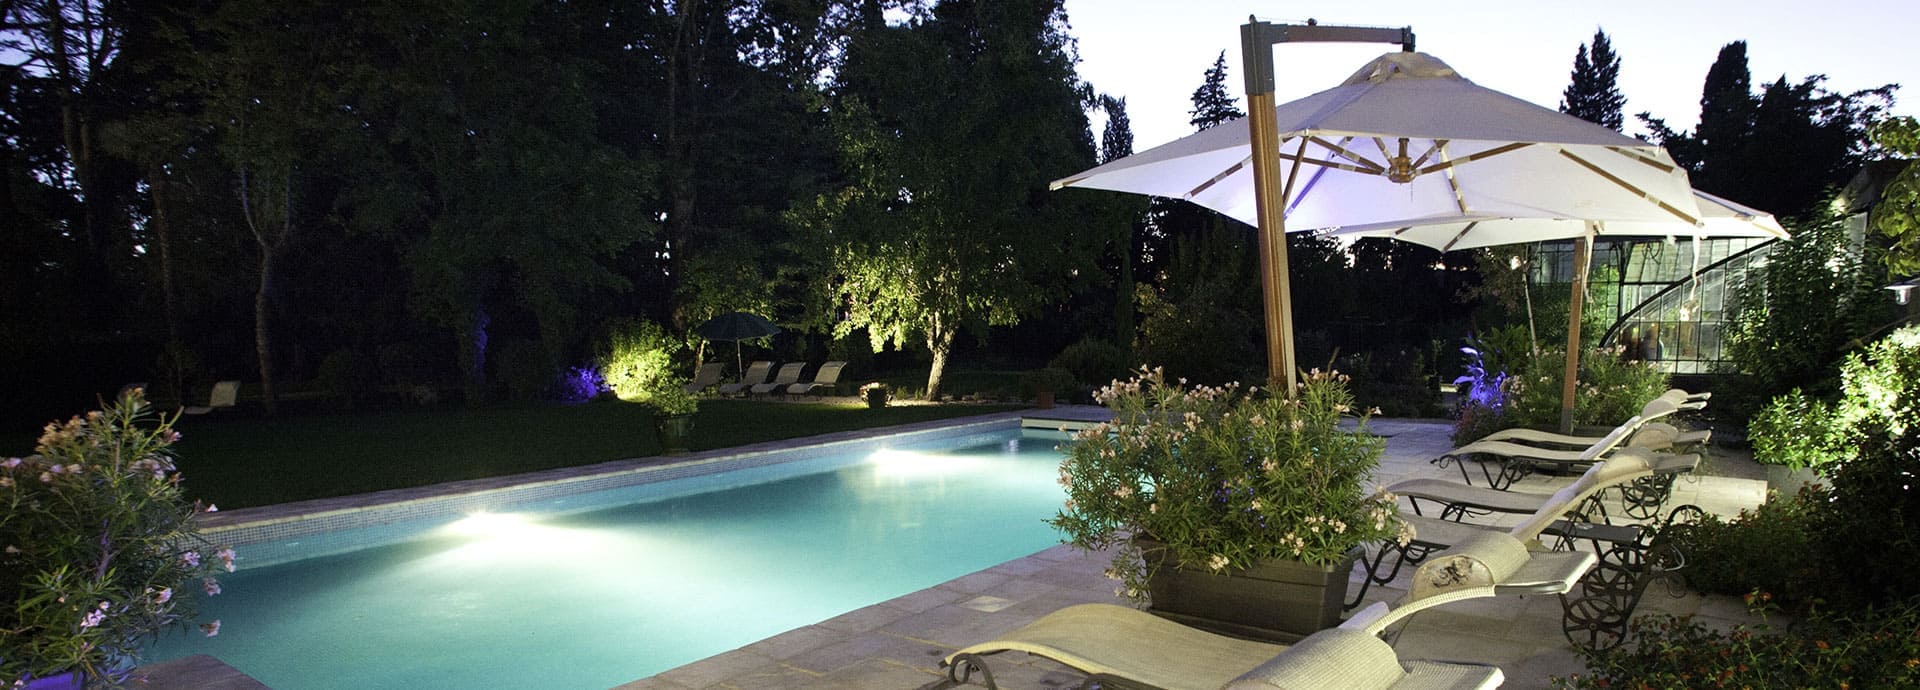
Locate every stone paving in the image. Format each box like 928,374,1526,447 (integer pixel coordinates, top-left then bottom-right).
622,411,1772,690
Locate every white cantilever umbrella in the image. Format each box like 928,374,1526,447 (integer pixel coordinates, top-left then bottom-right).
1052,51,1706,428
1053,52,1704,235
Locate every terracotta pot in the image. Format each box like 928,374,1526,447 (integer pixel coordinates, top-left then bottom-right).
1138,539,1363,643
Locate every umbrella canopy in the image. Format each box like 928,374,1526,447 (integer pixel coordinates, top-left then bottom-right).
1053,52,1703,234
694,312,781,374
1320,189,1787,250
694,312,780,342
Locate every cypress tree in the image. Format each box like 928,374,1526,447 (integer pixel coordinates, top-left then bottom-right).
1100,94,1133,164
1189,51,1245,131
1559,29,1626,131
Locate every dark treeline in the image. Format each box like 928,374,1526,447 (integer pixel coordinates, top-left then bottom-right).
0,5,1898,429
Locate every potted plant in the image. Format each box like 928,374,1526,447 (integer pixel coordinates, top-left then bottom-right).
644,375,700,455
1050,367,1409,642
1021,367,1076,409
2,390,231,688
861,382,890,409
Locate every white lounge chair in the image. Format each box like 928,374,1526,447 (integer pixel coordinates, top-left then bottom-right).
183,380,240,415
787,361,846,396
749,362,805,396
940,533,1594,690
717,361,773,396
682,362,725,395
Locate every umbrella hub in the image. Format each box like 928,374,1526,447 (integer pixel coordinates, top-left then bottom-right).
1386,154,1420,184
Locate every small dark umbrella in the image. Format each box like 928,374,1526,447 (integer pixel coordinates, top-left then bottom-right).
694,312,781,374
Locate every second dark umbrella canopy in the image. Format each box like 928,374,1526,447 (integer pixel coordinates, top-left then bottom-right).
694,312,781,374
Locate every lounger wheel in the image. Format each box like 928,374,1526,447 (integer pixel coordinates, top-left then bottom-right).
1619,475,1674,519
1561,595,1629,652
1579,546,1643,601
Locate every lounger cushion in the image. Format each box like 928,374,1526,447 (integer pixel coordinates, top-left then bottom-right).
1225,628,1404,689
943,604,1281,690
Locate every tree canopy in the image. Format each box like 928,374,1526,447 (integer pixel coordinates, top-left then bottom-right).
1560,29,1625,131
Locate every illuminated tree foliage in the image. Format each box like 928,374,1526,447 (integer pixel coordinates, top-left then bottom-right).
800,0,1104,398
1872,116,1920,275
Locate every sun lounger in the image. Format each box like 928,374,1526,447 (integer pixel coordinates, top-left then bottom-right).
940,534,1593,690
749,362,805,396
1475,391,1701,449
1392,448,1700,523
182,380,240,415
786,361,846,396
717,361,772,396
682,362,725,394
1433,413,1646,490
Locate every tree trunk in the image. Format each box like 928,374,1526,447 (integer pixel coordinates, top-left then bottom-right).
254,246,277,415
925,326,954,401
150,166,186,399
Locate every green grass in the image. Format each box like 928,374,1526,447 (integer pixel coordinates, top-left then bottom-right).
6,399,1022,510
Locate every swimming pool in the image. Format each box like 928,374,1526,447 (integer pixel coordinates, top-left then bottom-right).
144,426,1072,689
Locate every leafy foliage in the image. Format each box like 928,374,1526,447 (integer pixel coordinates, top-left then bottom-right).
1050,368,1406,603
1871,116,1920,275
598,319,683,405
1450,326,1669,444
1556,601,1920,690
1,392,230,686
1723,211,1893,413
1048,338,1133,390
798,0,1105,399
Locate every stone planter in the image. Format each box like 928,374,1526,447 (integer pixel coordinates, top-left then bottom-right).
655,413,694,455
865,387,889,409
1138,540,1364,643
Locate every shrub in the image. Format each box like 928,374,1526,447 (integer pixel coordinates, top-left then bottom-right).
1450,326,1668,444
1,392,231,686
1749,388,1846,470
1555,600,1920,689
598,319,682,404
1019,367,1076,399
1817,416,1920,608
1048,339,1131,388
1665,485,1833,606
315,349,379,408
1052,368,1406,603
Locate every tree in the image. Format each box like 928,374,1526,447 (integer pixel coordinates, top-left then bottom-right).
1099,93,1137,345
1640,41,1893,219
1559,29,1624,131
1189,50,1243,131
1099,94,1132,165
803,0,1105,399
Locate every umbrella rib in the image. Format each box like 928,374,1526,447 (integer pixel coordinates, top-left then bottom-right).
1417,142,1534,174
1441,221,1480,252
1438,141,1470,214
1603,146,1678,174
1281,137,1312,207
1410,139,1448,169
1557,149,1701,225
1305,136,1386,173
1288,137,1351,216
1187,156,1250,199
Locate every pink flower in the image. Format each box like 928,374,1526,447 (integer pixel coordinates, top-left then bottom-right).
152,587,173,604
80,606,106,629
202,578,222,596
217,548,237,572
201,620,221,637
181,551,201,568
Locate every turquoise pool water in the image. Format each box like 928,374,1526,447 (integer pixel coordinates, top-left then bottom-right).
145,429,1071,689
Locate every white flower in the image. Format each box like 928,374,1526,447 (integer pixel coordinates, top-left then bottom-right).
201,620,221,637
1207,554,1230,572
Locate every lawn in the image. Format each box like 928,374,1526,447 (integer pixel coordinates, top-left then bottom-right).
5,399,1023,510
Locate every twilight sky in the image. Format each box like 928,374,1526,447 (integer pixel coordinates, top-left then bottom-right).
1062,0,1918,149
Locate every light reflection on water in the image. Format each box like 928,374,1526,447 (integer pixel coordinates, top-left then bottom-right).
146,430,1070,690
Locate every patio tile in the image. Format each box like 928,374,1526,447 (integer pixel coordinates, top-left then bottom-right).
806,658,945,690
740,624,845,660
942,570,1011,594
650,649,782,689
815,603,914,633
784,631,945,675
